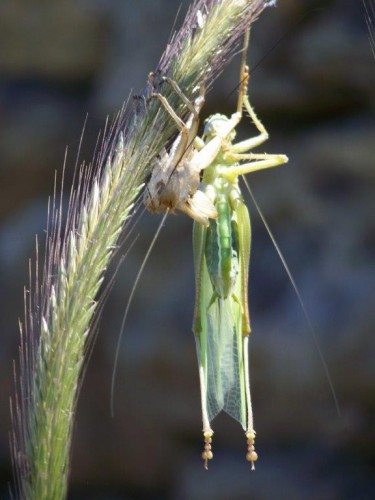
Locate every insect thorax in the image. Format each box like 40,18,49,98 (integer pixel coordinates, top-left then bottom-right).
203,113,237,143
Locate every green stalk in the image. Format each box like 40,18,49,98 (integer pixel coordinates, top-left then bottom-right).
10,1,275,498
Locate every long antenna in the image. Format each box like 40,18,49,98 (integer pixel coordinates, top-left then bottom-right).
110,211,168,417
243,177,341,417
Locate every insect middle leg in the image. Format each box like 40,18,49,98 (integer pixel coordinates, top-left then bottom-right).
222,153,288,181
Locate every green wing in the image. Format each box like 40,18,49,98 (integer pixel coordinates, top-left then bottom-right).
193,220,248,430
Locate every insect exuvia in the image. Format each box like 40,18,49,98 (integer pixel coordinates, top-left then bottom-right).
145,77,218,226
145,28,288,469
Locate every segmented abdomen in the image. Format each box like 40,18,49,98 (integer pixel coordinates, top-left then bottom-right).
205,193,239,298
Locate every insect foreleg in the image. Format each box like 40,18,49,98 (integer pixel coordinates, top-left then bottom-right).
232,62,271,153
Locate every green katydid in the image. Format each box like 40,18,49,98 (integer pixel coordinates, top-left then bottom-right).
145,30,288,469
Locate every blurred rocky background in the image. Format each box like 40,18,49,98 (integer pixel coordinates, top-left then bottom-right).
0,0,374,498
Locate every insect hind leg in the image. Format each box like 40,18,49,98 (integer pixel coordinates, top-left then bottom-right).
232,31,271,154
244,336,258,470
232,68,271,154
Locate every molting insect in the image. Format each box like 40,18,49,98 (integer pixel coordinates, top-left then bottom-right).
145,29,288,469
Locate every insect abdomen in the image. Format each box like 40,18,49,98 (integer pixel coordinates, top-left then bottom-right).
205,193,239,298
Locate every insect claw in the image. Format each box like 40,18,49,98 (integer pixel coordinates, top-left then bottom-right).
202,430,213,469
245,430,258,470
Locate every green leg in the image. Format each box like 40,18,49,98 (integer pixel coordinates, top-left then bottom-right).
192,222,214,469
222,153,288,182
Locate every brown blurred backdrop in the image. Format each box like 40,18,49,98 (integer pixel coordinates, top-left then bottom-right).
0,1,374,499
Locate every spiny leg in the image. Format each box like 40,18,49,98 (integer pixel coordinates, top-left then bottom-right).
236,27,250,115
190,45,259,171
231,191,257,467
226,152,286,162
197,349,214,470
192,221,214,469
243,335,257,469
232,28,272,153
231,64,271,153
226,170,286,467
221,153,288,181
237,208,256,467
